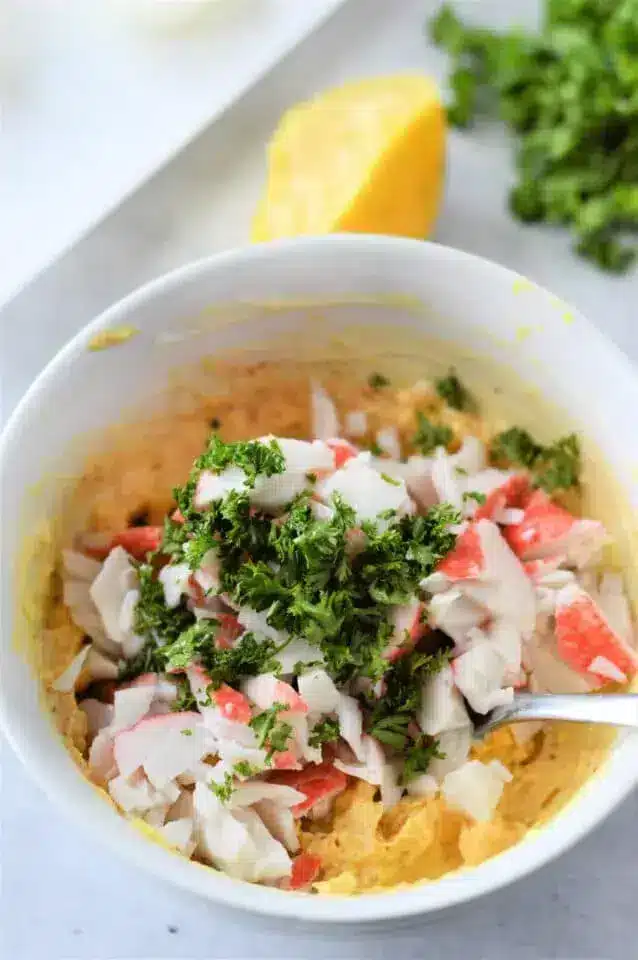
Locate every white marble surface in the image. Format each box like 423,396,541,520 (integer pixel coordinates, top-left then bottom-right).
1,1,637,957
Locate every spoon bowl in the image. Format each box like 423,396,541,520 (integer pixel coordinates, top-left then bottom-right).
474,692,638,739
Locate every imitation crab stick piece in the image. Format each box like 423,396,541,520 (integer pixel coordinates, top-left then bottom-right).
386,598,428,661
85,526,163,561
242,674,309,715
437,524,484,580
213,685,254,724
326,438,358,469
311,382,340,441
186,665,253,724
554,584,638,684
215,613,243,650
434,520,536,637
289,853,322,890
503,490,606,568
270,762,348,818
474,474,531,522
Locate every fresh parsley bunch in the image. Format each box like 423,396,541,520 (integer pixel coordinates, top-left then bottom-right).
430,1,638,272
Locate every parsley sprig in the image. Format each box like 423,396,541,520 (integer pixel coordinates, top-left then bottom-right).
430,2,638,272
413,412,454,455
491,427,581,492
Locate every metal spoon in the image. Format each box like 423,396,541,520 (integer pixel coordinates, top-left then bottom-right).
473,692,638,739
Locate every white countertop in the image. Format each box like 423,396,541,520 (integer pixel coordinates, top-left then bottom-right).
2,1,637,957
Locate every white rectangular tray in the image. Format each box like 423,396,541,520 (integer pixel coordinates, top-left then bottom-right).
0,0,347,306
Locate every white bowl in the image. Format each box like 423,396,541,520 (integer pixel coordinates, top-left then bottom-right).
1,236,637,923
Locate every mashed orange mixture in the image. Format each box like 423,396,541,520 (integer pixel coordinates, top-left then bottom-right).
41,362,613,894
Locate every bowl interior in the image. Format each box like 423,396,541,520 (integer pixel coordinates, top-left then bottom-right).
1,236,638,921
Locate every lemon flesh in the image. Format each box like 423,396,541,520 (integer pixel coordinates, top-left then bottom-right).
252,74,446,242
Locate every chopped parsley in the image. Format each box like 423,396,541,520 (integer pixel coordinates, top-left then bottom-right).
491,427,581,492
209,772,235,803
370,648,451,766
181,728,193,736
462,490,487,506
133,562,195,643
435,370,474,412
491,427,542,470
195,435,285,489
234,760,262,778
413,412,453,455
402,736,445,784
117,636,166,683
308,717,340,748
250,703,294,762
171,675,197,713
380,472,401,487
535,433,581,493
368,372,390,389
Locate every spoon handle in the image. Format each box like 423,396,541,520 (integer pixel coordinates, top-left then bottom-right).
485,693,638,733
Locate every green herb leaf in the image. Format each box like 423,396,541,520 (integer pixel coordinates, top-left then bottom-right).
196,435,285,489
535,432,581,493
249,703,293,761
402,735,445,784
462,490,487,505
171,675,198,713
380,472,401,487
209,772,235,803
491,426,581,491
413,412,453,455
491,427,542,469
368,372,390,389
308,717,340,748
233,760,262,778
133,562,195,644
436,370,474,411
429,2,638,273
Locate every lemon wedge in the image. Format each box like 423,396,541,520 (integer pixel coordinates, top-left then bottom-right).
252,74,446,242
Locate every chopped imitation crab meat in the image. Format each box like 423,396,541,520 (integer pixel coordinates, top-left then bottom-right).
376,426,401,460
270,762,348,818
325,438,358,469
317,453,411,523
289,853,322,890
193,783,292,883
159,562,190,609
504,490,607,568
211,684,253,724
418,663,469,736
387,598,427,660
437,524,483,579
52,643,118,694
297,669,339,715
311,382,340,441
113,711,209,788
85,526,163,561
195,438,335,512
89,546,141,654
442,759,512,822
474,473,530,521
453,641,514,714
188,666,253,723
554,584,638,683
215,613,243,650
427,589,485,648
242,674,308,715
435,520,536,636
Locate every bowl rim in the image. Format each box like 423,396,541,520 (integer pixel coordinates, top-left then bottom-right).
2,234,638,923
